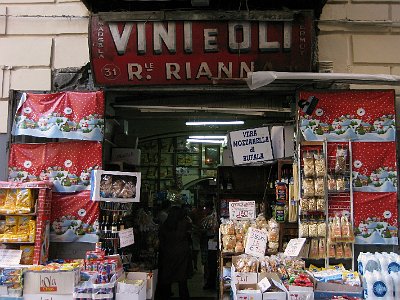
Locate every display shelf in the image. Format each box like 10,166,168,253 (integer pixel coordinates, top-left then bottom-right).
1,242,35,244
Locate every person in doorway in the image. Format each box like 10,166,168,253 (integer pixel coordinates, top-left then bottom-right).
200,200,219,290
157,205,193,300
156,200,170,225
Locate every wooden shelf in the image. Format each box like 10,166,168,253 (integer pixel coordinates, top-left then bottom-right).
1,241,35,244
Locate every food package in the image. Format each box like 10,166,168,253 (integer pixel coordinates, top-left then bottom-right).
234,255,257,273
327,176,336,191
20,245,34,265
0,220,5,234
0,189,17,214
15,189,34,214
300,198,309,212
335,243,344,259
28,220,36,242
335,146,348,175
318,239,326,259
317,222,327,238
336,177,347,191
309,222,318,238
0,189,7,207
267,218,279,242
316,198,325,212
302,178,315,198
299,222,309,238
303,152,315,178
5,216,18,235
328,243,336,258
309,239,319,259
343,243,352,259
308,198,317,211
17,216,32,235
314,178,325,197
222,235,236,252
314,154,326,177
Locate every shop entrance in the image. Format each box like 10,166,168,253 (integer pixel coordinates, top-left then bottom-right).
103,88,294,299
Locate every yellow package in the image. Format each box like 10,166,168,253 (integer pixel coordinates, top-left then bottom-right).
5,216,18,235
20,245,34,265
17,216,32,235
0,189,7,207
15,189,34,214
28,220,36,242
0,220,6,234
0,189,17,214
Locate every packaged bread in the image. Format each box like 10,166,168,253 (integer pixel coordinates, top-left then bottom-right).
222,235,236,252
15,189,34,214
267,218,279,242
308,198,317,211
314,178,325,197
316,198,325,212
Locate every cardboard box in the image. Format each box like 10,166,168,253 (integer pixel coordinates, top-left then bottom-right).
287,277,314,300
313,281,363,299
231,256,258,285
23,294,73,300
233,283,263,300
258,273,287,300
111,148,141,165
116,277,146,300
124,270,157,300
23,269,80,295
90,170,141,203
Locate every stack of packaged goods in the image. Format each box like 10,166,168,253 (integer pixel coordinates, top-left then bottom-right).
0,216,35,243
0,267,25,298
358,252,400,300
73,248,123,300
0,189,36,215
220,215,279,255
327,215,354,260
231,253,314,299
308,264,363,299
23,262,81,300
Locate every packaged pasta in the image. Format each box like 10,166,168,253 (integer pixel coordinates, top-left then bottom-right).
335,146,347,175
299,222,309,238
15,189,34,214
0,189,17,214
336,177,347,191
303,152,315,178
314,154,326,177
20,245,34,265
327,176,336,191
335,243,344,259
5,216,18,235
17,216,32,235
309,239,319,259
328,243,336,258
318,239,326,259
308,198,317,211
300,198,309,212
303,178,315,197
318,222,327,237
341,216,352,239
28,220,36,242
267,218,279,242
309,222,318,238
0,189,7,207
314,178,325,197
343,243,352,259
316,198,325,212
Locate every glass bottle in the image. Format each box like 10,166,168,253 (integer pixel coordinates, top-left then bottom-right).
111,213,118,238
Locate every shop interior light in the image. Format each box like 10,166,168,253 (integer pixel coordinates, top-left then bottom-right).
188,135,227,139
185,121,244,126
186,139,225,144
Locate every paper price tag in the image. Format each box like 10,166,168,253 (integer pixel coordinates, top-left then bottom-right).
258,277,272,293
284,238,306,257
0,249,22,266
229,201,256,220
119,228,135,248
244,227,267,258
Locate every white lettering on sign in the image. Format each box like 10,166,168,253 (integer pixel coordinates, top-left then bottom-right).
229,201,256,220
245,227,268,258
128,61,254,82
230,126,273,165
119,228,135,248
108,21,292,55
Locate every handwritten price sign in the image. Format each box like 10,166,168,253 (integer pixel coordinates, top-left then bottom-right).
119,228,135,248
245,227,268,258
229,201,256,220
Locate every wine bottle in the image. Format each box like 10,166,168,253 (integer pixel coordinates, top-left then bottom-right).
226,173,233,190
103,215,110,238
111,213,118,238
118,213,125,231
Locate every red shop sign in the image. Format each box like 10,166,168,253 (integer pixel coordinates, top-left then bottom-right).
90,12,315,86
